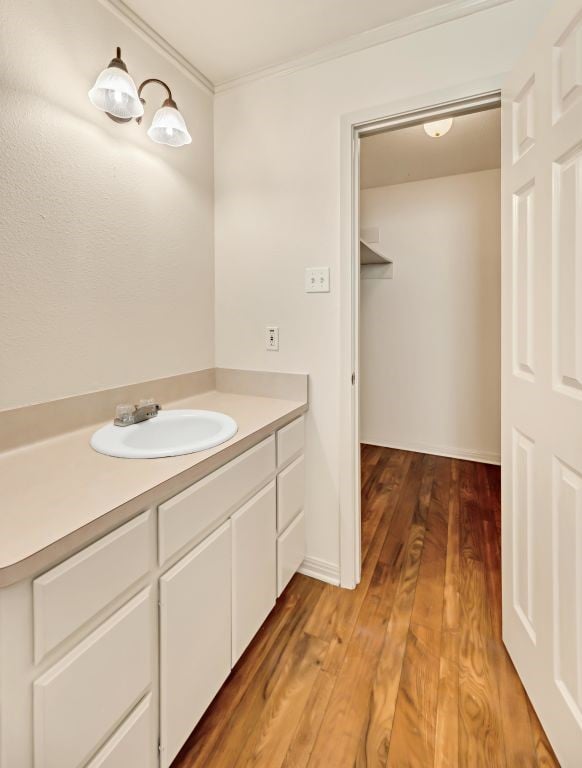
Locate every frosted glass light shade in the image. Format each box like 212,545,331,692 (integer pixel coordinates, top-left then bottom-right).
423,118,453,138
147,106,192,147
88,66,144,120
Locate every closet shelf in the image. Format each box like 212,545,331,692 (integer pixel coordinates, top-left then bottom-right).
360,239,393,279
360,240,392,265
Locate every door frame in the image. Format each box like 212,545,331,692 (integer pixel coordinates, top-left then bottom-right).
339,75,504,588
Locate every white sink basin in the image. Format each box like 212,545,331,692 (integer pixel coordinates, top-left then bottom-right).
90,409,238,459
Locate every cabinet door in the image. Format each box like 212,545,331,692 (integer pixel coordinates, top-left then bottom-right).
232,482,276,664
159,521,231,768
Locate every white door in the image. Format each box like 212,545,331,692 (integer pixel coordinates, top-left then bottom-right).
159,521,232,768
502,2,582,765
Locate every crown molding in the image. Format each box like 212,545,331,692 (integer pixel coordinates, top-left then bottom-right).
98,0,214,94
99,0,514,96
215,0,514,93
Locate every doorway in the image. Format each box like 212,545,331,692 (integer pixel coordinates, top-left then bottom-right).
336,89,561,765
358,106,501,465
339,86,504,589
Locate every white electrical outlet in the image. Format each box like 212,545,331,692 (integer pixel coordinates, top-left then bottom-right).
305,267,330,293
266,326,279,351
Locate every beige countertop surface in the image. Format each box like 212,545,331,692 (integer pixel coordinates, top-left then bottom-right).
0,389,307,587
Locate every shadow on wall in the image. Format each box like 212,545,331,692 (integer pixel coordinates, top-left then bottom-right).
0,0,214,411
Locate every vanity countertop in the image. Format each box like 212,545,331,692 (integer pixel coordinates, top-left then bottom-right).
0,389,307,587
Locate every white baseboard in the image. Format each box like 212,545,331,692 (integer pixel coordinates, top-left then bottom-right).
362,438,501,466
298,556,341,586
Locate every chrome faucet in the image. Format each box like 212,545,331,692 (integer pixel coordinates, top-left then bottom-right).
114,399,161,427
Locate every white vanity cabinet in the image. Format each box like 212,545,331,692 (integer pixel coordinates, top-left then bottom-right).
0,415,306,768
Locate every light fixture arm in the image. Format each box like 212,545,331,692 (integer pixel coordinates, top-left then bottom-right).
136,78,177,124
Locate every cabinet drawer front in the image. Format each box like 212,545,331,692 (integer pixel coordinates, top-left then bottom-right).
158,436,275,564
277,455,305,534
277,511,305,597
33,588,152,768
86,694,154,768
33,511,151,662
277,416,304,468
160,521,232,768
232,483,277,664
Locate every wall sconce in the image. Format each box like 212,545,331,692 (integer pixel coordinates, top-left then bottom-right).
88,48,192,148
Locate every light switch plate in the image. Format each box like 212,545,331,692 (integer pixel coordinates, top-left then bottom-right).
266,326,279,351
305,267,330,293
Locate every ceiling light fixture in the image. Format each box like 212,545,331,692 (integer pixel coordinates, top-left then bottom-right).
88,48,192,148
423,118,454,138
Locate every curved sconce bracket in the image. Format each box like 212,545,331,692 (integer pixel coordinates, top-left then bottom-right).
104,77,175,125
135,79,177,125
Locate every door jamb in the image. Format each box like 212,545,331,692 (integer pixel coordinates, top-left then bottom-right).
339,76,504,589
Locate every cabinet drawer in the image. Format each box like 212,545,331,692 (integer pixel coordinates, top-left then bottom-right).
277,511,305,597
159,436,275,564
277,416,304,468
33,588,152,768
277,455,305,534
86,694,154,768
33,511,151,662
232,482,276,664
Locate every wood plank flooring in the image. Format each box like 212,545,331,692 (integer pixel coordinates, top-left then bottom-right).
171,446,559,768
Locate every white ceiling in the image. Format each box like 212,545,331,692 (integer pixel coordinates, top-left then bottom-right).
360,108,501,189
123,0,464,86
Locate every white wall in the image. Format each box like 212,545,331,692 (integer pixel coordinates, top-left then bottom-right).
360,170,501,464
214,1,550,573
0,0,214,410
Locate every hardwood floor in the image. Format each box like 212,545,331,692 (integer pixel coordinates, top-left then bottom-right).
171,446,559,768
